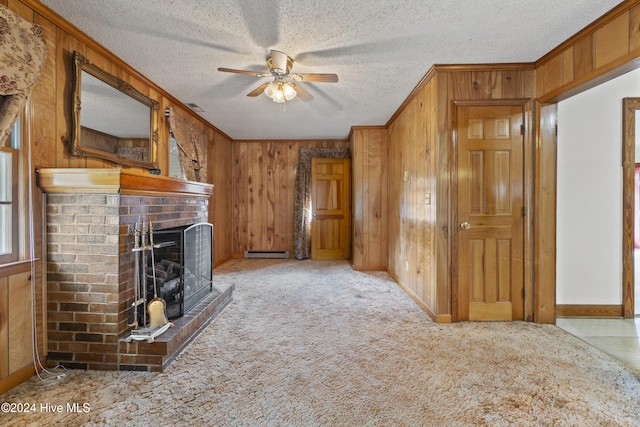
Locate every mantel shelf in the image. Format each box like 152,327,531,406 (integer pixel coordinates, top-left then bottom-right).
37,168,213,197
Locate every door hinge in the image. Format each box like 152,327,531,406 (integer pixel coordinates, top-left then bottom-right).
520,124,525,135
522,206,526,217
523,288,526,299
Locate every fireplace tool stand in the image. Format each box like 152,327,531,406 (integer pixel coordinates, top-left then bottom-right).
124,221,173,343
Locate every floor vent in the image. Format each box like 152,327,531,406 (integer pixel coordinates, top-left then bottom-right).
244,250,289,259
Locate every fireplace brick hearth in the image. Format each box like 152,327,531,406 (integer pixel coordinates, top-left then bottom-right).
38,168,232,371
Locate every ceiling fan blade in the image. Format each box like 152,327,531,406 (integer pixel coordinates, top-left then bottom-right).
291,83,313,102
292,73,338,83
218,67,268,77
247,82,270,97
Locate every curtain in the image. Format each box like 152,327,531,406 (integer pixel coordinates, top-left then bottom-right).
166,106,208,182
0,4,47,143
293,147,350,259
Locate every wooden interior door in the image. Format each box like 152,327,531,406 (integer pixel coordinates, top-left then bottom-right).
311,158,351,260
457,104,524,321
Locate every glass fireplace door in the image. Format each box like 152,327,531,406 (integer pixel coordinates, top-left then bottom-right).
183,223,213,313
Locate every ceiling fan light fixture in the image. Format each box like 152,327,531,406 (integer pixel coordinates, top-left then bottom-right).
265,81,296,103
219,50,337,104
272,87,286,103
283,83,296,101
264,82,278,99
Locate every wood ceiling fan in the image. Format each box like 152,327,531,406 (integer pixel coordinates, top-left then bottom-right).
218,50,338,102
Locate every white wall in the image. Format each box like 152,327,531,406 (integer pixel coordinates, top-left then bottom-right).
557,67,640,305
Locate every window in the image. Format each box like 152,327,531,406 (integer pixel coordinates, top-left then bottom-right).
0,117,20,264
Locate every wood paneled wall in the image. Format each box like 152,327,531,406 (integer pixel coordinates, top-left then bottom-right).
232,140,349,257
17,0,234,266
0,0,235,393
536,1,640,102
386,65,536,322
387,77,438,317
350,127,388,270
0,268,35,395
209,130,233,266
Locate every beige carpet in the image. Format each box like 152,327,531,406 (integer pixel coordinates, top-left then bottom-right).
2,259,640,426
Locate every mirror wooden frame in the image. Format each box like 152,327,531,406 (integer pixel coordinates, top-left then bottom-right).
71,51,159,169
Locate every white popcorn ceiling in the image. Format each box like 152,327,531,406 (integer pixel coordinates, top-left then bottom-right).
42,0,623,140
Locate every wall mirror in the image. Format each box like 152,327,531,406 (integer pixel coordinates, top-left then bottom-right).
71,51,159,168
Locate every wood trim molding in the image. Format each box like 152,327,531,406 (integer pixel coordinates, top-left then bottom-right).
435,314,452,324
0,259,34,277
534,0,640,103
348,126,386,143
451,98,531,108
213,255,233,269
621,98,640,318
0,365,35,395
534,103,558,324
537,54,640,104
535,0,640,67
352,265,387,272
433,63,535,72
232,139,349,144
36,168,213,197
386,63,534,127
387,270,447,323
556,304,624,318
385,66,437,127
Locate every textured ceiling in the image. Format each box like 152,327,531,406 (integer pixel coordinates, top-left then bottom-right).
41,0,622,140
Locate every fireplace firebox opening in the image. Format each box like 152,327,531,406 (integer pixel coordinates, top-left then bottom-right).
143,222,214,320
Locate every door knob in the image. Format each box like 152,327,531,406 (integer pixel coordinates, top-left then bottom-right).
460,221,471,230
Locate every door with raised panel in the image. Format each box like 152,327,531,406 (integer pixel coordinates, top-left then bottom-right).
311,158,351,260
457,104,525,321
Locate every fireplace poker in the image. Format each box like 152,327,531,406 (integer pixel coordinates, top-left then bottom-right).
141,221,148,328
147,221,169,329
127,222,143,329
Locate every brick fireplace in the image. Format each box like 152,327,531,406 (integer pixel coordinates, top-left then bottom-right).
37,168,233,371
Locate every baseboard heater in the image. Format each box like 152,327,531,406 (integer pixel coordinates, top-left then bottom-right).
244,250,289,259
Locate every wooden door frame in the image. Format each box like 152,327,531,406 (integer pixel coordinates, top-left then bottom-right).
621,97,639,318
450,99,534,322
536,96,640,323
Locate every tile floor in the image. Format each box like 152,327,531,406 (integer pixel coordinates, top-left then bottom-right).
556,317,640,372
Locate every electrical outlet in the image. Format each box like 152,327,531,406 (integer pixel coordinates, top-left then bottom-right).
405,261,409,272
424,192,431,205
403,171,409,182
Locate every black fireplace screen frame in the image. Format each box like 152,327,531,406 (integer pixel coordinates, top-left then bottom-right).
183,222,213,313
148,222,213,319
